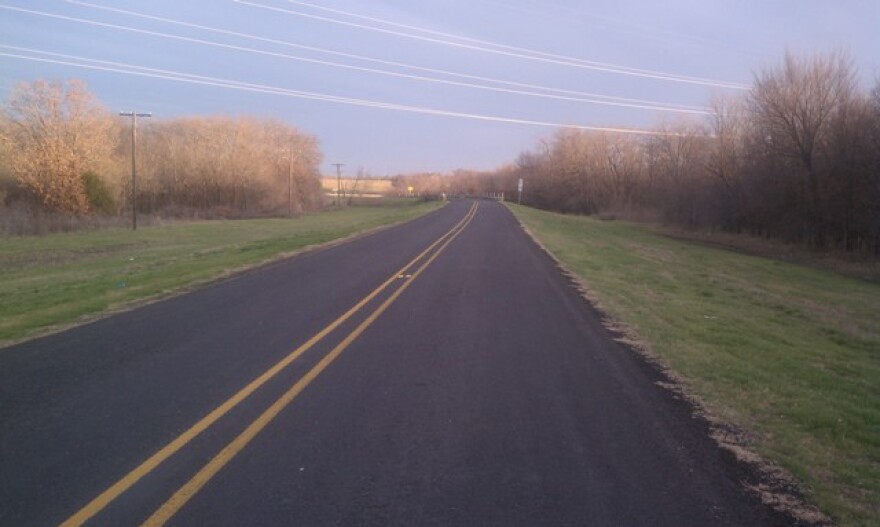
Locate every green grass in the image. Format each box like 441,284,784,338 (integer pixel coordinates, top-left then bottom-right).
508,204,880,527
0,200,442,346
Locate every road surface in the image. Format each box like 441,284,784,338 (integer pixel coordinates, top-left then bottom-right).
0,199,788,526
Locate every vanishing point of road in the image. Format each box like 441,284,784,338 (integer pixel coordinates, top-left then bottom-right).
0,199,789,526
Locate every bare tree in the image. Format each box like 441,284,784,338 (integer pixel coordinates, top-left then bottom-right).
646,123,708,227
868,78,880,252
132,116,322,217
706,95,748,230
1,79,119,214
748,51,857,246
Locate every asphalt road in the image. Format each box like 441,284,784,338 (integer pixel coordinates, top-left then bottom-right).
0,199,789,526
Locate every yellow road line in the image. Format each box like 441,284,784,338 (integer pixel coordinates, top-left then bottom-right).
142,201,478,526
60,201,477,527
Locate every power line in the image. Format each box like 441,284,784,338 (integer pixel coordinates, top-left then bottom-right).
0,45,682,136
451,0,771,58
281,0,748,81
236,0,748,90
286,0,753,68
1,4,708,115
58,1,708,113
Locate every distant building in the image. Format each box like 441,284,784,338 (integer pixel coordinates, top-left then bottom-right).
320,177,394,200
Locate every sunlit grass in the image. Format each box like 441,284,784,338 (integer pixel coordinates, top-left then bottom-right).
508,204,880,527
0,200,442,346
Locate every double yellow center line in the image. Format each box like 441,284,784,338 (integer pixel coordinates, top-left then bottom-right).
62,201,479,527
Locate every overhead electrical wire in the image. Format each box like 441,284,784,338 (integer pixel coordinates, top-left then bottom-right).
361,0,771,59
281,0,758,78
0,4,709,115
235,0,749,90
62,0,708,113
0,44,678,136
279,0,753,88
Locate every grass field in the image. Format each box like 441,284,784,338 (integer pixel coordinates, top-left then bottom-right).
508,204,879,527
0,200,442,347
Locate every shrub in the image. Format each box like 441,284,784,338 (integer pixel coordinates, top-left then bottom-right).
81,171,116,215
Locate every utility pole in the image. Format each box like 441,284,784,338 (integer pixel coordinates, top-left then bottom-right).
287,144,294,218
278,144,296,218
120,111,152,230
331,163,345,207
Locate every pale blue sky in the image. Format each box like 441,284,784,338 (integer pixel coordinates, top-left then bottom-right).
1,1,877,176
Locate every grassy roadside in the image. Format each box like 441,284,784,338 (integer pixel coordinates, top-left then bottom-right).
507,204,879,527
0,200,443,347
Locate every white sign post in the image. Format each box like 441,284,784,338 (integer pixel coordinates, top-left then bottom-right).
517,178,523,204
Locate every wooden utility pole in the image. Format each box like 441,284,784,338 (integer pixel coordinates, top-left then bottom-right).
331,163,345,206
287,144,294,218
120,111,152,230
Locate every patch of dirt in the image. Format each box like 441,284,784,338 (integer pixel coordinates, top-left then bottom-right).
515,218,833,527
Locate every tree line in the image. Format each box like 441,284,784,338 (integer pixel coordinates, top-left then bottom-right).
3,51,878,253
403,51,879,255
0,79,324,233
